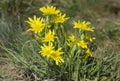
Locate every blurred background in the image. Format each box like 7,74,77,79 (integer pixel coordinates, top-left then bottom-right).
0,0,120,80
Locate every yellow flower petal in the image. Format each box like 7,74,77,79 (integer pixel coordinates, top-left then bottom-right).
26,15,45,33
86,48,92,57
67,34,76,46
50,48,64,65
39,6,60,15
40,43,54,58
73,20,94,32
77,40,87,48
85,35,96,42
42,30,55,42
53,13,69,23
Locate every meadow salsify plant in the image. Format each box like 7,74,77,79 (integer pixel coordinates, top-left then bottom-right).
25,6,96,81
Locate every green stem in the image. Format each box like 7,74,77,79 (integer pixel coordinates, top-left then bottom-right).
45,15,49,32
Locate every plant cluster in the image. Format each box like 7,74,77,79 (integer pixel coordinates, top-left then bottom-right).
1,5,119,81
26,6,96,81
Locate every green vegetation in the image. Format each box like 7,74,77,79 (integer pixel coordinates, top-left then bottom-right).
0,0,120,81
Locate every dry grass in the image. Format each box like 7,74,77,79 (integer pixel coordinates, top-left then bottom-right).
0,57,25,81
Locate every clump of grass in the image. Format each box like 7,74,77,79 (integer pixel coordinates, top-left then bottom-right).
0,16,30,56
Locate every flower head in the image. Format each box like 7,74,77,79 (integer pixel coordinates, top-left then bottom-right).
54,13,69,23
42,30,55,42
85,35,96,42
67,34,76,46
39,6,60,15
26,15,45,33
50,48,64,65
86,48,92,57
40,43,54,58
40,43,64,65
73,20,94,32
77,40,87,48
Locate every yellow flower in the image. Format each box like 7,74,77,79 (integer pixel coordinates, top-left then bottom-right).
67,34,76,46
50,48,64,65
40,43,54,58
54,13,69,23
42,30,55,42
77,40,87,48
73,20,94,32
39,6,60,15
40,43,64,65
85,35,96,42
68,34,76,41
26,15,45,33
86,48,92,57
